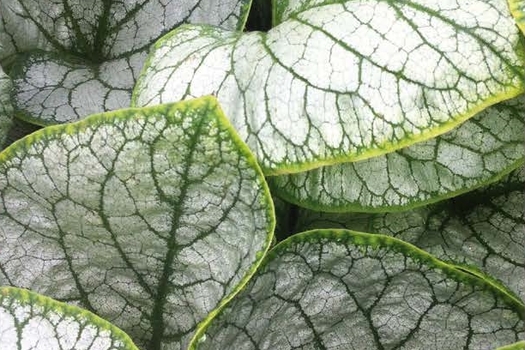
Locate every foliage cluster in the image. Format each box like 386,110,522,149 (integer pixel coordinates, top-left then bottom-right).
0,0,524,349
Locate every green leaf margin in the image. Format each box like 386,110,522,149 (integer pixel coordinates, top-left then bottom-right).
509,0,525,34
0,96,277,348
0,286,139,350
270,158,524,214
132,0,525,175
190,228,525,348
497,341,525,350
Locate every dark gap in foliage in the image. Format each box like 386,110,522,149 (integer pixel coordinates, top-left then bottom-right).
3,118,42,149
274,201,300,243
445,178,522,217
245,0,272,32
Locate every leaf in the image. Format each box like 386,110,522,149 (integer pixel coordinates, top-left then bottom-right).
270,95,525,212
509,0,525,34
291,166,525,303
0,96,275,349
272,0,334,25
0,0,251,125
132,0,525,174
0,286,139,350
497,341,525,350
193,230,524,350
0,66,13,148
9,50,144,125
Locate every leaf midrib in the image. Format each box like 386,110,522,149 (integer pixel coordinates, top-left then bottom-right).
148,111,208,350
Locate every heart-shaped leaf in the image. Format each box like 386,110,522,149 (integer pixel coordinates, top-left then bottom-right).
270,95,525,212
193,230,524,349
1,0,251,125
291,166,525,303
133,0,525,174
0,96,275,349
0,286,139,350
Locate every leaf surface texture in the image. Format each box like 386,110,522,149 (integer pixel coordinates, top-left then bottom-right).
0,97,274,349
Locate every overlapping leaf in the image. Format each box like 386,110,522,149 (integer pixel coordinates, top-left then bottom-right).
133,0,525,174
9,50,147,125
0,66,13,148
0,286,139,350
291,166,525,302
194,230,524,349
0,97,275,349
0,0,251,125
271,95,525,211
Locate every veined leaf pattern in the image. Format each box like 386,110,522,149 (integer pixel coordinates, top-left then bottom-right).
0,97,275,349
0,0,251,124
291,166,525,302
270,95,524,211
194,230,524,349
0,286,139,350
133,0,525,174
